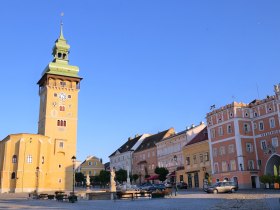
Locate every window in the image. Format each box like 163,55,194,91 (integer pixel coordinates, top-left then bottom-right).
222,161,227,172
213,148,217,157
204,152,209,161
12,155,17,163
94,162,97,166
42,156,45,164
219,146,225,156
270,118,275,128
57,120,67,127
11,172,16,179
227,124,232,133
60,81,66,87
59,164,62,168
261,140,267,150
186,157,190,165
58,53,62,58
214,163,219,173
230,112,233,117
243,123,250,133
248,160,254,170
254,112,258,117
259,121,264,131
59,106,65,111
199,154,203,163
230,160,236,171
58,178,62,183
211,129,216,138
88,162,92,166
54,93,57,97
89,171,92,175
68,95,71,99
218,126,223,136
193,155,197,164
27,155,32,163
228,144,235,154
246,143,253,152
253,123,257,130
272,137,278,147
59,141,64,148
245,112,249,117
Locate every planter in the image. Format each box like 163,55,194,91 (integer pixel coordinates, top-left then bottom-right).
274,183,279,189
152,193,165,198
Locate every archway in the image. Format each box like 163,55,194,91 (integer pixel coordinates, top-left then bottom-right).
265,154,280,176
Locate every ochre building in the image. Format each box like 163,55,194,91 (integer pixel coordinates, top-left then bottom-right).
0,24,82,193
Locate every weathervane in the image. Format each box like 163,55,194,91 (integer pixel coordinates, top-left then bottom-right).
210,104,216,110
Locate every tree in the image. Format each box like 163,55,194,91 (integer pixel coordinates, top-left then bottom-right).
116,169,127,183
75,172,85,186
99,170,110,188
155,167,169,182
132,174,139,183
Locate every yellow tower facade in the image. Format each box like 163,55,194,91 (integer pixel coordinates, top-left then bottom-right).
37,23,82,191
0,24,82,193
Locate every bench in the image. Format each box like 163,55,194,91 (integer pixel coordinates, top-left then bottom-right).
115,191,152,200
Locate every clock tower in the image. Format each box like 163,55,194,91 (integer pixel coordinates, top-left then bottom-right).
37,23,82,190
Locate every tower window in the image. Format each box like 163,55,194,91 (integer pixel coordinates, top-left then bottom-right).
59,106,65,111
11,172,16,179
57,120,67,127
58,53,62,58
27,155,32,163
12,155,17,163
60,81,66,87
63,53,67,59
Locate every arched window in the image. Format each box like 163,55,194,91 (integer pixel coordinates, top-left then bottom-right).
59,106,65,111
12,155,17,163
11,172,16,179
57,120,60,126
63,121,66,127
58,52,62,58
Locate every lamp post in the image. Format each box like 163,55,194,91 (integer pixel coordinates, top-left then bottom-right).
71,156,76,196
173,155,178,196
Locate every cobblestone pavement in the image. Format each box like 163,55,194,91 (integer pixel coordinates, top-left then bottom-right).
0,190,279,210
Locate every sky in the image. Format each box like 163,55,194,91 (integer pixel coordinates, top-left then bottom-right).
0,1,280,163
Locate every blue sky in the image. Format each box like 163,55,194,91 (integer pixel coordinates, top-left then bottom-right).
0,1,280,163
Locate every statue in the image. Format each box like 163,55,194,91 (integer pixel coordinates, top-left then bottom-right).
110,168,116,192
86,174,91,191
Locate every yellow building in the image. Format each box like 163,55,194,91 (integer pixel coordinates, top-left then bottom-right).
182,127,212,189
0,24,82,193
79,156,104,177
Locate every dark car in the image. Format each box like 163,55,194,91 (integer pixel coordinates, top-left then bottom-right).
139,182,156,191
176,182,188,189
206,181,238,194
153,183,166,191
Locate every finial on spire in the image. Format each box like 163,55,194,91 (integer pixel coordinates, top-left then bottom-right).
59,12,65,39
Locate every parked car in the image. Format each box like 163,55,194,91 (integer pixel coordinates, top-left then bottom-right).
176,182,188,189
206,181,238,194
139,182,156,191
153,183,166,191
164,182,172,188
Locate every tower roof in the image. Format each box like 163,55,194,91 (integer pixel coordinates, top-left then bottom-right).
41,22,80,79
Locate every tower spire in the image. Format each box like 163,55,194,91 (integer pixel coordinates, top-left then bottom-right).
59,12,65,40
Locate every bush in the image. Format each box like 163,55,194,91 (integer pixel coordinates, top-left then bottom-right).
260,175,273,184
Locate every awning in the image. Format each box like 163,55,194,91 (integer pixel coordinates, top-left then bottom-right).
167,171,175,177
145,174,159,180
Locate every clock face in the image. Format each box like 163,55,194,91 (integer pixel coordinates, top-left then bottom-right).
58,92,67,101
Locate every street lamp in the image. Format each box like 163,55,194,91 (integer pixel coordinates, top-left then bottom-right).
173,155,178,196
71,156,76,196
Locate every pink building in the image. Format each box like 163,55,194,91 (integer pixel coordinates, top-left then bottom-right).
207,84,280,188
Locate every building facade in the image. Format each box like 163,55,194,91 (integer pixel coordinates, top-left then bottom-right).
156,123,206,183
0,24,81,193
182,127,211,189
206,84,280,188
109,134,149,173
78,156,104,177
132,128,175,184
